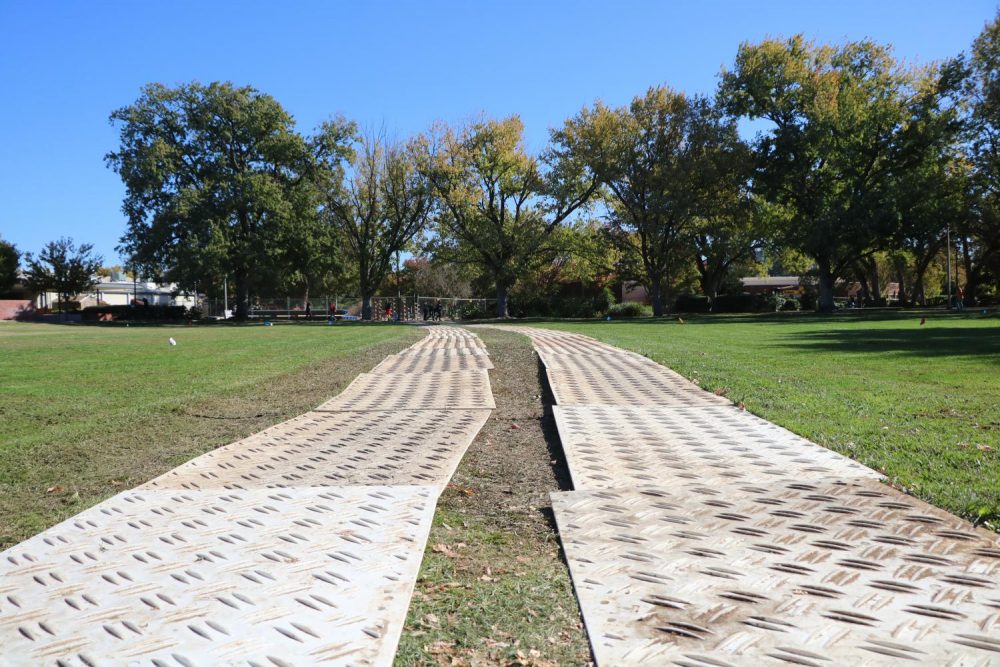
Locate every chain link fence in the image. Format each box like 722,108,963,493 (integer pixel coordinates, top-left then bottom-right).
201,295,496,321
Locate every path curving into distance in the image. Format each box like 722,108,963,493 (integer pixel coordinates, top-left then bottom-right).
0,326,494,666
498,326,1000,667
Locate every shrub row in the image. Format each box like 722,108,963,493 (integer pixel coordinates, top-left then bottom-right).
82,304,189,321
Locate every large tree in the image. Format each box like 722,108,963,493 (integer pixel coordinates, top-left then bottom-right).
419,116,599,318
24,238,102,308
961,12,1000,300
107,81,320,319
318,124,433,320
0,238,20,295
719,37,930,312
558,88,748,315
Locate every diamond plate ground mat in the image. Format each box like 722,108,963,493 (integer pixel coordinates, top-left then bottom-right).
406,335,488,352
315,370,495,412
143,409,491,491
552,479,1000,667
545,365,732,406
490,326,624,354
374,352,494,373
0,486,436,666
554,405,880,488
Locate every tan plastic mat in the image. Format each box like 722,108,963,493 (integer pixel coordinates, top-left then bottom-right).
553,404,881,489
315,370,495,412
552,479,1000,667
0,486,436,666
373,352,494,373
406,336,488,352
544,366,732,406
143,409,492,491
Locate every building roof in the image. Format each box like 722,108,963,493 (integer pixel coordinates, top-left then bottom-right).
739,276,800,287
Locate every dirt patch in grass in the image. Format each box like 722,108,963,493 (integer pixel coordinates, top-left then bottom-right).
0,327,421,548
396,328,592,667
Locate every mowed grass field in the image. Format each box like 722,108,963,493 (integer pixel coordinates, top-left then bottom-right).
0,321,419,548
539,312,1000,526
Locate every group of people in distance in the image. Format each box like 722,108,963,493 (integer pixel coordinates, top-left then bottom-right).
422,301,444,322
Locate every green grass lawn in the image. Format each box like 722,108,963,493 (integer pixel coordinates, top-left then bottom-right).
536,311,1000,526
0,321,418,548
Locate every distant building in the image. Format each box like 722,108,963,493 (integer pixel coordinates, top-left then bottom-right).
33,272,197,310
739,276,801,294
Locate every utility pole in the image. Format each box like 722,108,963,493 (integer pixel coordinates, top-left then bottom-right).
223,276,228,317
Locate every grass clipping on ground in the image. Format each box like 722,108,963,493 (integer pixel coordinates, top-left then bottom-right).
396,329,592,667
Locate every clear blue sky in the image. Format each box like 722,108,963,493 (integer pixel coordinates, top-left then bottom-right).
0,0,995,264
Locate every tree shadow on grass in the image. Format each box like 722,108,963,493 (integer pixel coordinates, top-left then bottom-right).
776,326,1000,360
590,310,998,327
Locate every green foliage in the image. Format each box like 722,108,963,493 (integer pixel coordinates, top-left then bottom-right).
81,304,187,321
421,116,599,317
0,238,20,295
607,301,652,318
711,293,758,313
594,286,616,314
960,12,1000,299
23,237,102,306
319,128,432,319
107,81,320,319
558,88,749,315
674,294,711,313
720,36,946,311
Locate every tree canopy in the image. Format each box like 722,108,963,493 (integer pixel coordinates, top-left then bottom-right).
102,18,1000,318
418,116,599,317
107,81,320,319
319,124,433,320
23,237,102,307
558,88,751,315
0,238,20,295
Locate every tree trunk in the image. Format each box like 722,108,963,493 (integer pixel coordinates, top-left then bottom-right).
495,284,508,319
895,266,907,305
869,260,880,303
234,269,250,321
701,270,722,311
961,236,980,304
817,258,836,313
649,281,664,317
361,294,373,321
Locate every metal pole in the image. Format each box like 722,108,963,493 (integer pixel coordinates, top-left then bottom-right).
946,225,952,309
223,276,228,316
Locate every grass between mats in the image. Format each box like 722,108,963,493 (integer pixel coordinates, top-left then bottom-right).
396,328,592,667
531,311,1000,527
0,320,420,548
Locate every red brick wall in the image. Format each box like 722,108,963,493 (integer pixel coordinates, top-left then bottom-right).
0,300,33,320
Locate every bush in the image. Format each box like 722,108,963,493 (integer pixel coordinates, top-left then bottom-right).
457,302,494,320
712,293,758,313
82,304,187,321
185,306,203,320
674,294,710,313
554,296,599,318
607,301,652,318
780,298,800,311
594,287,616,315
800,291,817,311
763,294,786,311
